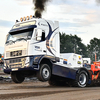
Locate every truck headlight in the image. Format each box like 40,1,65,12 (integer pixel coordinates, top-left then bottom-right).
4,61,6,67
4,60,9,68
25,57,30,67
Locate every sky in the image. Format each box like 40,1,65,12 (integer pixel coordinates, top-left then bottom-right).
0,0,100,54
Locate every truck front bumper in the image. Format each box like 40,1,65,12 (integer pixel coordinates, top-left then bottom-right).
4,65,38,74
4,55,42,74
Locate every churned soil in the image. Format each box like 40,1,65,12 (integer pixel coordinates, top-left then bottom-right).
0,80,99,100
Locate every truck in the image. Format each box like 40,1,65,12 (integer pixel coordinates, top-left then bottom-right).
4,15,100,87
83,58,91,65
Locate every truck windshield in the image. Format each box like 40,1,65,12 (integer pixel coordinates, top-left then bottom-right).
6,29,33,44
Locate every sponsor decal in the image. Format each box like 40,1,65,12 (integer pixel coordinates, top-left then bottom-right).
77,61,81,64
63,59,67,64
78,56,81,60
35,46,42,51
13,21,36,29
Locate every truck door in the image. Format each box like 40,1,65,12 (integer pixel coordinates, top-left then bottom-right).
33,29,46,55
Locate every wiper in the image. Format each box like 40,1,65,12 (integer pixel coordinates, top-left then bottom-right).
6,40,15,44
15,38,27,42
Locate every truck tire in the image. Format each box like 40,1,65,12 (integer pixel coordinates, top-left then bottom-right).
73,70,88,87
11,72,25,83
37,64,51,82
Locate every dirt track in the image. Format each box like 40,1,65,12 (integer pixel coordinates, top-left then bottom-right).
0,80,100,100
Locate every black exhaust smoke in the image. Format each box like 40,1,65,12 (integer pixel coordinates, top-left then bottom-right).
33,0,50,18
95,0,100,5
96,0,100,3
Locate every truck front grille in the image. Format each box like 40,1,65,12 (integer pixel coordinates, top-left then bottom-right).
10,58,21,63
10,50,22,57
6,50,27,58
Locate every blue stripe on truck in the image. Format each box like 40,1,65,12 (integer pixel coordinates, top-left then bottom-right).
46,21,59,56
52,64,77,80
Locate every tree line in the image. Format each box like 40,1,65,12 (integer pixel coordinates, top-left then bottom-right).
60,32,100,63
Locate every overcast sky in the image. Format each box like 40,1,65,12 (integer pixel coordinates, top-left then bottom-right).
0,0,100,54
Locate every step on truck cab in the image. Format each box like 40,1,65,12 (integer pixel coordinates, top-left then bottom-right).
4,15,94,87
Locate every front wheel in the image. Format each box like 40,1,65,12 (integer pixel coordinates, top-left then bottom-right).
37,64,51,82
11,72,25,83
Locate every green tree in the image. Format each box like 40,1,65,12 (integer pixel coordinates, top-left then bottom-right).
60,32,74,53
87,38,100,62
60,32,87,57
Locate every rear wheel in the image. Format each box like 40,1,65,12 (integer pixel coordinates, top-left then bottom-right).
73,70,88,87
37,64,51,82
11,72,25,83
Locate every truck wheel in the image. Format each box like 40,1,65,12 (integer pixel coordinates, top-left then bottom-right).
37,64,51,82
11,72,25,83
75,70,88,87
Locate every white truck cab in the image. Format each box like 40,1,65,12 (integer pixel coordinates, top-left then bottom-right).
4,15,91,87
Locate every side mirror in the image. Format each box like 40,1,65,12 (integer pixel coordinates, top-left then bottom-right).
36,29,42,41
36,37,41,41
